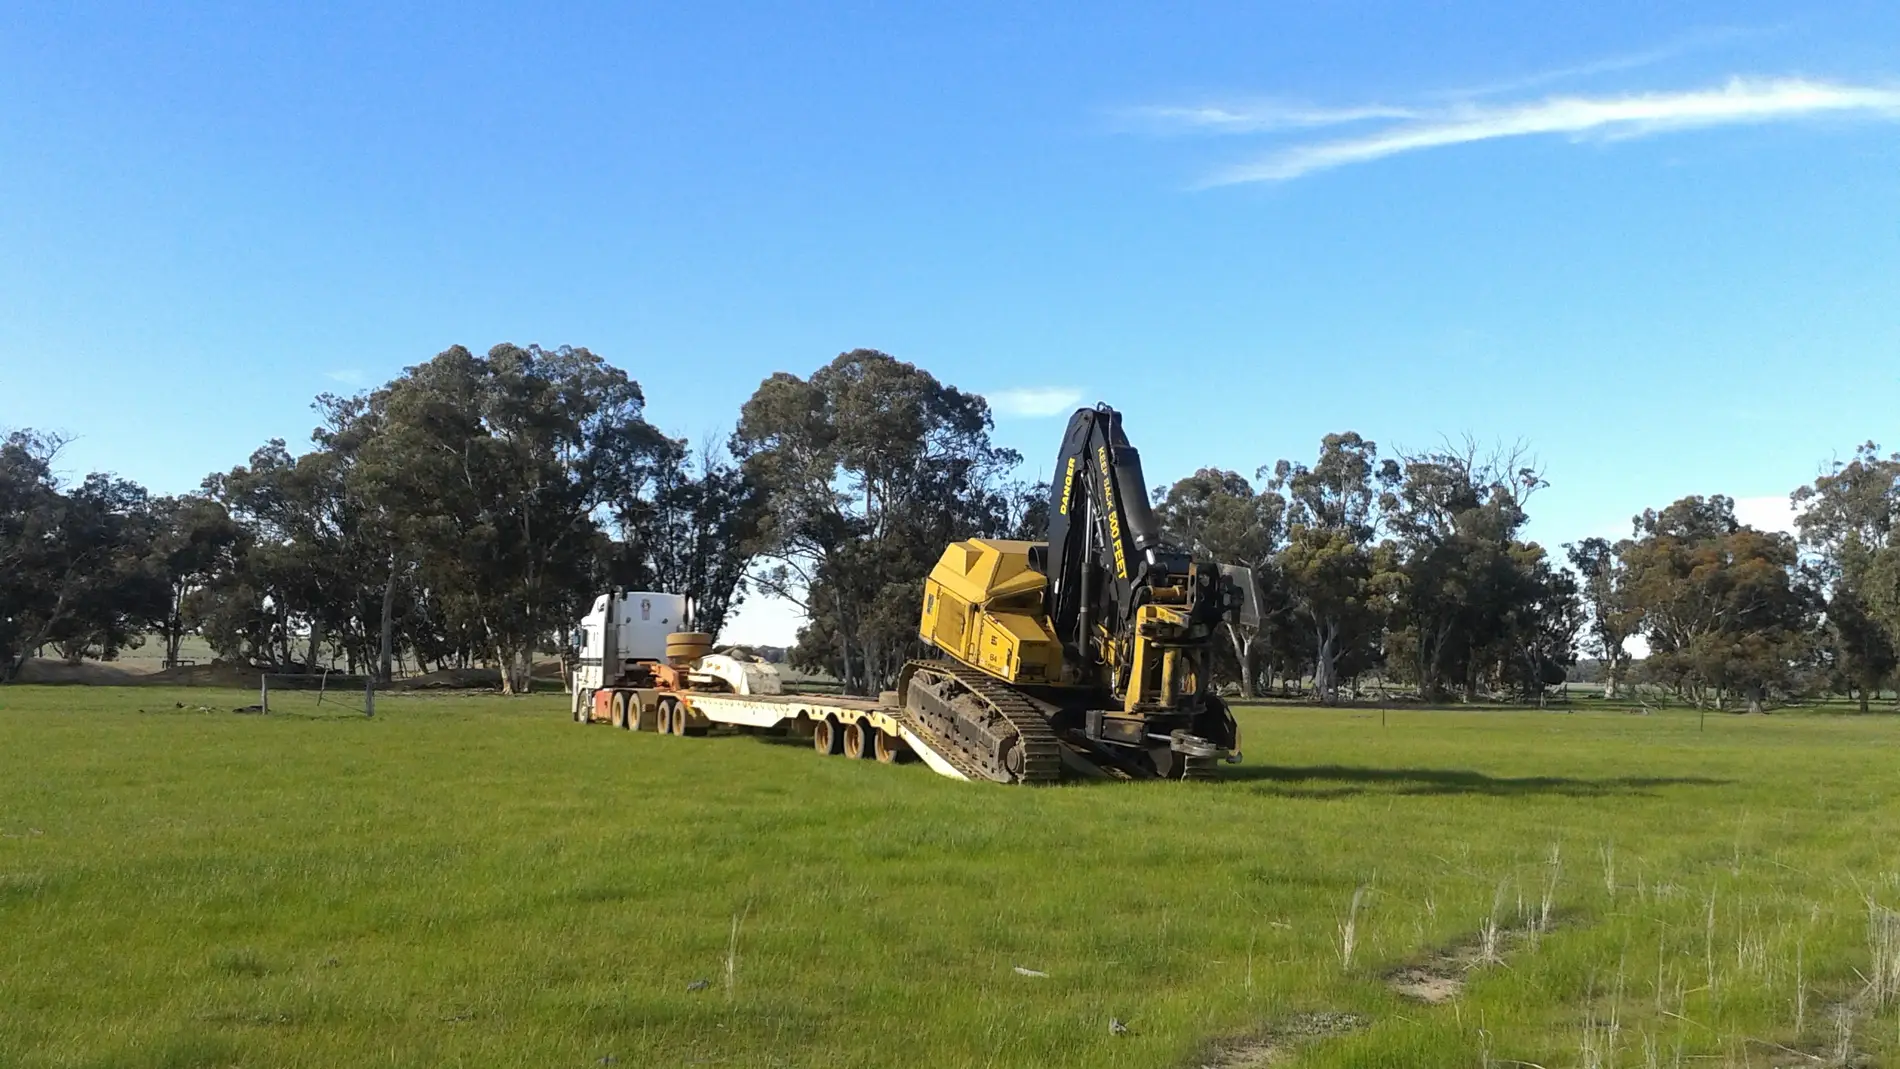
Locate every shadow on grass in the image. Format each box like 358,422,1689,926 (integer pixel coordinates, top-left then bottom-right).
1225,764,1731,798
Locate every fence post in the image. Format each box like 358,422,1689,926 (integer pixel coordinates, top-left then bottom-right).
260,674,269,715
365,677,375,719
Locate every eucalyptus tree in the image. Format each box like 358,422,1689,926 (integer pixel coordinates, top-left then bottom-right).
1152,468,1286,697
733,349,1019,694
345,344,673,692
1265,433,1400,704
0,432,157,680
1792,442,1900,711
1622,496,1821,712
1380,441,1571,702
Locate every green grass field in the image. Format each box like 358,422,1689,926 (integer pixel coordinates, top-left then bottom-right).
4,687,1900,1068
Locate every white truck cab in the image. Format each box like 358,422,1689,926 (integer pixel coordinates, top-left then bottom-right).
570,590,785,720
572,591,688,700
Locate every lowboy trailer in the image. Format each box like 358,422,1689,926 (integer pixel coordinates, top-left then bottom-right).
580,683,983,781
569,589,991,781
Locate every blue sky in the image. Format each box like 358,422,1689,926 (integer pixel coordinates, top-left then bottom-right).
5,2,1899,643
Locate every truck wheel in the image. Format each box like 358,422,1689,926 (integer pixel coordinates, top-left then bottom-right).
653,700,674,736
668,700,691,737
874,729,910,764
611,691,630,729
813,718,844,755
680,707,708,737
847,717,881,759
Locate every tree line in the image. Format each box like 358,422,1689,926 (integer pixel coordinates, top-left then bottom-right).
6,344,1900,710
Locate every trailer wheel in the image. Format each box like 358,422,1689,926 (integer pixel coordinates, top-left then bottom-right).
874,729,910,764
668,700,693,737
680,707,708,737
813,717,844,755
654,699,675,736
843,721,876,759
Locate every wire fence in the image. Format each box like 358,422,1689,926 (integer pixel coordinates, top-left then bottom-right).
259,672,376,717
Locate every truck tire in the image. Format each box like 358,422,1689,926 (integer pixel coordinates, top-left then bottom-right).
611,691,631,730
665,632,713,664
874,729,910,764
813,717,844,755
843,721,875,759
680,706,708,737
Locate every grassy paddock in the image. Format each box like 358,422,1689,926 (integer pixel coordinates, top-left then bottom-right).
3,687,1900,1068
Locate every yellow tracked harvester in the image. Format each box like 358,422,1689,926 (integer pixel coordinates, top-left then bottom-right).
897,403,1253,783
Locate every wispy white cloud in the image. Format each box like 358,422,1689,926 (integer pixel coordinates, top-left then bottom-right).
1199,77,1900,184
987,387,1085,418
1130,52,1696,135
1431,24,1779,101
1125,102,1417,133
1436,46,1689,100
324,368,367,386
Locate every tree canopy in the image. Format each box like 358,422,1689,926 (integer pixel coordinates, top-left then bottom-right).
5,344,1894,712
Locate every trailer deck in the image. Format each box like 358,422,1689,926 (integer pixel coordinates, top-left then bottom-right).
581,686,977,781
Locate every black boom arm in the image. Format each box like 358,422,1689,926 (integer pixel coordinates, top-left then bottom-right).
1038,405,1174,660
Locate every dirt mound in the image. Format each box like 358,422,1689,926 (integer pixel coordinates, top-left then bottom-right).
18,657,288,689
14,656,566,691
143,662,267,688
394,660,567,690
394,668,503,690
13,659,148,685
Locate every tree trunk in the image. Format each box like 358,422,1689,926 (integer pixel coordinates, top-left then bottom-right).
1226,621,1255,699
378,556,397,684
497,643,533,695
1314,621,1340,705
164,592,186,668
306,618,324,673
1746,686,1765,714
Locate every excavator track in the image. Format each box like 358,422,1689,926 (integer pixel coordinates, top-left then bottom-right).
897,660,1061,785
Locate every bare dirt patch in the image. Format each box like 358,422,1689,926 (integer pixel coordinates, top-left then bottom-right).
1383,912,1577,1004
1386,964,1466,1003
1193,1011,1368,1068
